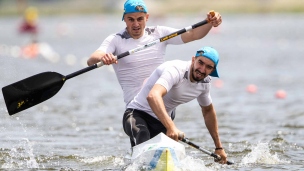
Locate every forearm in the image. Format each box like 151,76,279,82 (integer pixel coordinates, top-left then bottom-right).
87,50,105,66
182,11,222,43
191,24,212,40
203,107,222,148
182,22,212,43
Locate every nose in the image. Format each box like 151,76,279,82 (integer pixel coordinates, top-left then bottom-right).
198,64,207,71
133,20,140,27
197,65,208,76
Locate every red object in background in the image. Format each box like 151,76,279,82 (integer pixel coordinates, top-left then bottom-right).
275,90,287,99
19,6,39,34
19,21,38,34
21,43,39,58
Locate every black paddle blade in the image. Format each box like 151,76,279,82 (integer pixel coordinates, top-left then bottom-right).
2,72,65,115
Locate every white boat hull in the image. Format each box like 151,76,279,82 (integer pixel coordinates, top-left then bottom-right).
130,133,185,170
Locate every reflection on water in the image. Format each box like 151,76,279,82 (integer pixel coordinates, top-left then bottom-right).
1,14,304,170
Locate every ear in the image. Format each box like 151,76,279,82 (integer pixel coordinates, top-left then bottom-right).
146,13,150,21
191,56,196,62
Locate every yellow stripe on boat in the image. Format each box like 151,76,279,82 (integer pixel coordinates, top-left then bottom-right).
149,147,181,171
157,148,173,171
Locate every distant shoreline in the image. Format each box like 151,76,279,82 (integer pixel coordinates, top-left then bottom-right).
0,0,303,16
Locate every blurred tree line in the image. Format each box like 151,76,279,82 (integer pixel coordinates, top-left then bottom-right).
0,0,122,15
0,0,303,16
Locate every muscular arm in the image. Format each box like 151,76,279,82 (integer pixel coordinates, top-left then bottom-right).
181,23,212,43
87,50,117,66
201,104,222,148
147,84,181,141
87,50,105,66
201,103,227,164
181,11,222,43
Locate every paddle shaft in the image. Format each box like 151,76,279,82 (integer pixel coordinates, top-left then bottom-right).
64,19,211,80
2,12,214,115
181,138,234,165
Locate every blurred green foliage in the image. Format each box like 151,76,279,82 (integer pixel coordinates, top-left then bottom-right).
0,0,303,16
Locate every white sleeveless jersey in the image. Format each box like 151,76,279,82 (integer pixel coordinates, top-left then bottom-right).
127,60,212,119
97,26,184,105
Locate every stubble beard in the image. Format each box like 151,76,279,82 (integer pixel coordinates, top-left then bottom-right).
191,67,206,82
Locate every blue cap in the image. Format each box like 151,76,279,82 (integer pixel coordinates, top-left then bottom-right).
122,0,148,21
195,46,220,77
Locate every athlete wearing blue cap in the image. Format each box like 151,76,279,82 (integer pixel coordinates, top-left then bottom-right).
195,46,220,78
122,0,148,21
123,46,228,164
88,0,222,107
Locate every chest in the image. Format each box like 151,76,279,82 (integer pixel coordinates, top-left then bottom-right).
114,36,166,67
166,80,210,102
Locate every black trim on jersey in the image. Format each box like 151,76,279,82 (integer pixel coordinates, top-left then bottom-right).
116,30,132,39
145,27,156,35
183,71,188,79
200,76,211,83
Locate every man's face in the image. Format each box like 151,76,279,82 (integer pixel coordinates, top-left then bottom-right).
190,56,215,82
124,12,149,39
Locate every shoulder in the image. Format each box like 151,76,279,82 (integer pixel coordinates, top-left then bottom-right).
159,60,187,69
157,25,179,34
154,61,186,86
159,60,189,77
145,25,178,36
155,25,176,31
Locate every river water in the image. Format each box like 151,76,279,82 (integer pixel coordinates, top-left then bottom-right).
0,13,303,171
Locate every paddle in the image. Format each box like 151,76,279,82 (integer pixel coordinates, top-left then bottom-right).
181,138,234,165
2,11,215,115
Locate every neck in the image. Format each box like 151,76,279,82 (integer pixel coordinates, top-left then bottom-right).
126,28,144,39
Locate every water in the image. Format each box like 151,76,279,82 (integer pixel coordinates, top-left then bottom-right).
1,13,304,170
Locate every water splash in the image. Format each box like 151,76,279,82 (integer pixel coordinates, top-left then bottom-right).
124,155,213,171
180,156,213,171
80,155,125,167
241,142,290,165
1,138,39,169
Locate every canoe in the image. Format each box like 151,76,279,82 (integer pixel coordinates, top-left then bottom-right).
129,132,185,170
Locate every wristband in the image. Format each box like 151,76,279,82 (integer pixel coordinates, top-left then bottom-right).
215,147,223,150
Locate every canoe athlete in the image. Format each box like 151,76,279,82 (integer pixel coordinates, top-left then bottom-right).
87,0,222,107
123,46,228,164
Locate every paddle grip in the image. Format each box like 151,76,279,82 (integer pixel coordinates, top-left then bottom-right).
212,152,234,165
211,153,221,161
209,10,215,17
117,51,130,59
181,138,234,165
207,10,215,23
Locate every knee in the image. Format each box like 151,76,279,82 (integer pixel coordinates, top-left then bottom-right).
135,128,150,145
